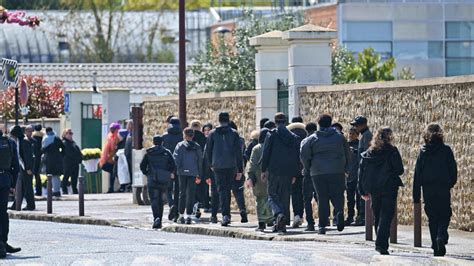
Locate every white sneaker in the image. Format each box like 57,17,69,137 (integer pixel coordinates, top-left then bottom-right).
292,215,303,228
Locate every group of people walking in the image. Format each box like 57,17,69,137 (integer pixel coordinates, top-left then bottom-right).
139,111,457,257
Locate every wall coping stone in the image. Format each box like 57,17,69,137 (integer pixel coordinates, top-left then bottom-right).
304,75,474,93
143,90,256,102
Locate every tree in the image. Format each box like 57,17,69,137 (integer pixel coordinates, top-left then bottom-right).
331,46,355,85
0,75,64,119
189,10,304,92
397,67,415,80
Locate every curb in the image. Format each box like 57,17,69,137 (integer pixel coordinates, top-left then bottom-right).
8,211,114,226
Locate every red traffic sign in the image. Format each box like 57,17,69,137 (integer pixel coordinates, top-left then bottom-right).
20,78,28,106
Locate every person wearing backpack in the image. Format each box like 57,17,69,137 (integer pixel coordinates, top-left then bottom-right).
358,127,404,255
140,135,176,229
261,113,300,233
0,129,21,258
173,128,203,224
413,123,457,257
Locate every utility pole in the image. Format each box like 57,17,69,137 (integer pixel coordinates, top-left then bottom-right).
178,0,187,127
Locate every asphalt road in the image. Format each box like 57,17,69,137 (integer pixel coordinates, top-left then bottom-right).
2,220,471,265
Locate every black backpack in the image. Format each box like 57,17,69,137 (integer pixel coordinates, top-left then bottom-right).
0,137,12,170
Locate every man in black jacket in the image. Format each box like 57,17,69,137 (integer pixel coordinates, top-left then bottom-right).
205,112,243,226
163,117,183,221
140,135,176,229
261,113,300,233
300,114,350,235
0,129,21,258
32,125,43,196
190,120,208,217
345,127,360,226
20,126,36,210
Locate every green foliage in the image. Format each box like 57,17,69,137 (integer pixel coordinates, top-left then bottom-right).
189,10,304,92
332,47,396,84
397,67,415,80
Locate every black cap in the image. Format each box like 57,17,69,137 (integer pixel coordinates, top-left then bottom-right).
219,112,230,123
34,124,42,131
169,117,180,126
10,125,23,138
350,116,368,126
153,135,163,145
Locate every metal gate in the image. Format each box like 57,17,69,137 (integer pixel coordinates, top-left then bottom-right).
277,79,289,116
81,103,102,193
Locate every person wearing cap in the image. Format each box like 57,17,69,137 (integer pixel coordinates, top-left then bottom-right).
173,128,203,224
205,112,243,226
0,129,21,258
41,127,65,198
261,113,300,233
300,114,350,235
350,115,373,226
100,123,121,193
32,125,43,196
162,117,183,221
61,128,83,195
140,135,176,229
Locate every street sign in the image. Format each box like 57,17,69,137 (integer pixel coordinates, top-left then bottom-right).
1,58,18,89
19,78,28,106
64,92,70,113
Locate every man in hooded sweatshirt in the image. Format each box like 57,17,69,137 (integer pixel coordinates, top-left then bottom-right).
261,113,300,233
41,127,64,197
190,120,208,217
163,117,183,221
205,112,243,226
300,114,350,235
32,125,43,196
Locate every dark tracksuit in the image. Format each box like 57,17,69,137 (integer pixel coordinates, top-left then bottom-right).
358,145,404,251
300,127,350,229
162,125,183,208
288,123,307,221
173,140,203,216
261,125,300,223
20,137,36,209
413,141,457,250
203,148,219,218
0,136,20,245
205,125,243,219
140,145,176,222
32,131,43,196
62,138,83,194
301,137,318,226
231,137,247,215
192,130,209,209
357,127,372,221
346,139,360,221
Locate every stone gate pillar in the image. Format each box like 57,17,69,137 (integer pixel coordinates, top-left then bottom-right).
282,24,336,119
250,31,288,128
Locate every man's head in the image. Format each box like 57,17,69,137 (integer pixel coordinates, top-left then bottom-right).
349,127,359,141
259,118,269,129
291,116,303,123
190,120,202,131
305,122,317,135
263,120,276,130
202,123,213,137
218,112,230,125
24,125,33,138
331,123,343,133
45,127,53,133
274,112,287,126
169,117,181,127
183,127,194,141
350,116,368,133
153,135,163,146
10,125,23,139
317,114,332,129
34,124,42,132
62,128,74,140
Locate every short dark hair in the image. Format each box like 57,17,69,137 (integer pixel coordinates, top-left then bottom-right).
305,122,317,134
331,123,343,132
45,127,53,133
264,121,276,129
291,116,303,123
317,114,332,128
183,127,194,138
274,112,287,125
259,118,269,129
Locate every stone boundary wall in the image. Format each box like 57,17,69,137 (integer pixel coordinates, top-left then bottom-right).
299,75,473,231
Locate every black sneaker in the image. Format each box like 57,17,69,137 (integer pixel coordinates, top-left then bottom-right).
185,217,192,225
5,243,21,254
336,211,345,232
22,206,35,211
318,227,326,235
305,224,315,232
435,239,446,257
179,216,185,224
354,216,365,226
375,247,389,255
240,210,248,223
221,215,231,227
210,216,218,224
276,213,286,232
152,218,162,229
168,206,177,221
256,222,266,232
344,218,354,226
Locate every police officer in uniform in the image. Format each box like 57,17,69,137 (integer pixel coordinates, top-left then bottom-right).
0,129,21,258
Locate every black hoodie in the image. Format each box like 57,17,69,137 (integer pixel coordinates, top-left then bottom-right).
140,145,176,185
358,144,404,196
162,125,183,153
261,125,300,177
205,125,243,172
413,141,457,203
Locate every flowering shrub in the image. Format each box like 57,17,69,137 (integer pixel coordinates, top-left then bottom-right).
0,6,40,28
0,75,64,119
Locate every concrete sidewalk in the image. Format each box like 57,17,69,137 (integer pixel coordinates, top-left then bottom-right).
8,193,474,259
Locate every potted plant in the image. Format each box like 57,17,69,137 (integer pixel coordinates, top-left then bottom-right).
81,148,101,173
